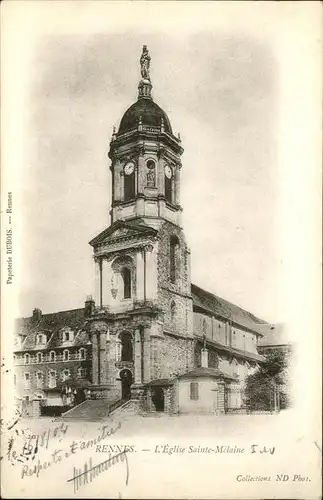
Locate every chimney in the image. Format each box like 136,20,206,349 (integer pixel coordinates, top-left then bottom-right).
84,295,95,317
32,308,42,322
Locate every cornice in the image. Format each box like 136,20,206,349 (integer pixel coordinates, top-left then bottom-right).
109,130,183,158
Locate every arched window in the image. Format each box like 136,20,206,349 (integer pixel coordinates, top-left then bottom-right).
49,351,56,362
170,236,179,284
146,160,156,187
24,353,30,365
37,333,45,345
122,268,132,299
62,369,70,382
79,348,86,360
63,349,70,361
36,352,43,363
120,332,133,362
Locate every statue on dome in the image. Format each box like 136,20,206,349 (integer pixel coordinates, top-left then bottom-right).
140,45,151,81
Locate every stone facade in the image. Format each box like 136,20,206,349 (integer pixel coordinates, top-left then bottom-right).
13,47,275,417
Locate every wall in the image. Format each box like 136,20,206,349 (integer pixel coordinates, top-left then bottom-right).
151,334,194,380
193,311,258,354
157,221,193,338
177,377,218,414
14,355,92,401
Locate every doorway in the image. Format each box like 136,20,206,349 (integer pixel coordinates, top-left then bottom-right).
152,387,165,412
75,389,86,405
120,369,133,400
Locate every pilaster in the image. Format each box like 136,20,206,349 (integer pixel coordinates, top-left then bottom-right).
134,328,142,384
217,381,226,415
92,333,99,385
99,331,107,384
143,327,151,383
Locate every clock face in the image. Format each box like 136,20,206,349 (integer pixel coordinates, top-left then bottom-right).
165,164,172,179
124,161,135,175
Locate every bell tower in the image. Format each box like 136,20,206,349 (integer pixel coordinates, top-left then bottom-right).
109,45,184,228
88,46,193,405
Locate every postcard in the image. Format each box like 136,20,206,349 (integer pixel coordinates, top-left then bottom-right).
1,1,322,498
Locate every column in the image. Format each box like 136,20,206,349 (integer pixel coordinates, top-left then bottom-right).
137,154,145,195
145,245,157,301
157,156,164,194
134,328,142,384
94,258,102,308
113,160,122,201
217,381,226,415
92,333,99,385
102,259,113,307
142,327,151,383
99,331,107,385
135,251,145,301
174,166,180,205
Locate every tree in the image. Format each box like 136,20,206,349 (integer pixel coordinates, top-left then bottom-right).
244,349,290,412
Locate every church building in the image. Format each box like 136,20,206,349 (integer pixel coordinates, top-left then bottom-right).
14,46,268,418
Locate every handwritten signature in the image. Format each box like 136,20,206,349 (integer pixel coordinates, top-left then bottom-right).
4,422,69,466
67,452,129,493
20,421,122,479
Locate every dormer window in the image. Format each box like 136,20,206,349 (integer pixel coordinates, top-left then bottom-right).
62,328,74,343
36,333,46,345
15,337,22,348
63,349,70,361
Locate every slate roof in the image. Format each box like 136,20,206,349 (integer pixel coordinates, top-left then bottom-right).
15,308,91,352
191,284,267,335
177,367,238,382
118,97,173,135
145,378,174,387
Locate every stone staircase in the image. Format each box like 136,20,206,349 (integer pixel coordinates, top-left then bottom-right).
58,399,119,421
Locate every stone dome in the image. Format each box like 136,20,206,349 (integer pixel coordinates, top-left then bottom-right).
118,98,173,135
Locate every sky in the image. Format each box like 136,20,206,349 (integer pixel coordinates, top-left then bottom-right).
2,2,320,328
